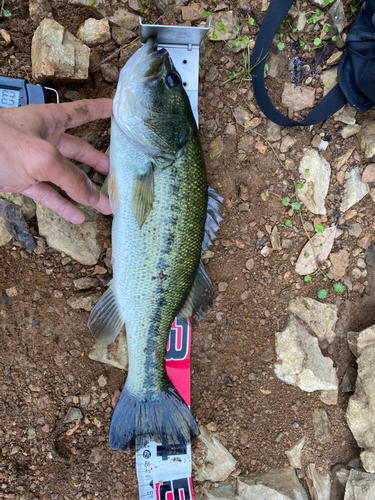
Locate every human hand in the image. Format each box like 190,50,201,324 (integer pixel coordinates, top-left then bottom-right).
0,98,113,224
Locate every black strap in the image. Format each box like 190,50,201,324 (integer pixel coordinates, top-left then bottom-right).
252,0,348,126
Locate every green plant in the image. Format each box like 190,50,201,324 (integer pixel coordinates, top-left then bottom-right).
248,16,255,26
202,11,211,17
217,21,226,33
278,42,285,51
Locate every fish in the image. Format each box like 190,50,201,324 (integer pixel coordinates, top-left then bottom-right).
88,37,223,452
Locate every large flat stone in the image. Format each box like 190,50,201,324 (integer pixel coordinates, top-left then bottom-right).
237,467,308,500
298,149,330,215
32,19,90,82
344,469,375,499
36,202,101,265
340,168,370,212
89,327,128,370
282,83,315,112
275,315,338,392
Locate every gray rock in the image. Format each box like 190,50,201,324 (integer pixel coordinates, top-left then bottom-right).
287,296,338,344
342,366,357,393
348,223,362,238
298,149,330,215
340,124,361,139
270,226,281,249
340,168,370,212
266,120,282,142
193,427,237,482
328,249,350,281
333,106,357,125
76,18,111,46
100,63,119,83
346,325,375,472
285,436,306,469
320,67,338,96
0,193,36,221
329,0,347,33
265,47,286,78
67,293,101,312
306,463,331,500
64,407,83,423
32,19,90,82
29,0,52,23
36,202,101,265
319,389,338,405
204,485,237,499
208,11,239,41
233,106,251,127
238,135,254,153
358,121,375,158
237,467,308,500
73,277,100,290
89,327,128,370
313,408,333,445
111,26,137,45
282,83,315,112
280,135,296,153
107,7,139,30
275,315,338,392
0,219,13,246
153,0,175,15
334,147,356,170
344,469,375,499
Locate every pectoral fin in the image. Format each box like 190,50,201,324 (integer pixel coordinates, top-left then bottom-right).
132,161,154,228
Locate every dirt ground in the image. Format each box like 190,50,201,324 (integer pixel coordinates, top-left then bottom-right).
1,0,374,499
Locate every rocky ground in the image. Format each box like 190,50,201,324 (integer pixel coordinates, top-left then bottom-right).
1,0,375,498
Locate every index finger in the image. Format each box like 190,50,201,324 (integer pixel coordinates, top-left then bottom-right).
44,98,113,138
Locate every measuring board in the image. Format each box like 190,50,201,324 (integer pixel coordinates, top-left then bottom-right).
135,19,210,500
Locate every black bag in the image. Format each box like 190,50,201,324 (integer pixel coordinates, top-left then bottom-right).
252,0,375,126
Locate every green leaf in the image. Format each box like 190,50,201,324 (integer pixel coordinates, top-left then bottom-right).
233,39,241,48
297,183,304,189
326,82,331,87
314,38,322,46
264,63,269,72
315,224,325,233
304,274,312,282
217,21,226,32
324,23,331,33
310,15,316,24
284,219,292,227
305,168,309,172
202,11,211,17
3,9,11,15
291,202,301,210
209,154,213,159
334,283,346,293
212,32,218,40
282,197,290,206
279,32,284,38
215,146,221,152
318,289,328,299
278,42,285,51
332,35,338,41
316,9,321,15
304,253,310,258
299,40,305,47
322,277,328,282
292,28,298,33
248,17,255,26
242,36,249,44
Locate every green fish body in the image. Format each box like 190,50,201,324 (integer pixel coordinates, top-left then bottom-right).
88,38,223,451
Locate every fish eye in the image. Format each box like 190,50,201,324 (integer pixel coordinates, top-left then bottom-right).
166,72,181,88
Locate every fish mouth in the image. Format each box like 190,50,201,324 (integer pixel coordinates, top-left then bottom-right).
136,37,169,81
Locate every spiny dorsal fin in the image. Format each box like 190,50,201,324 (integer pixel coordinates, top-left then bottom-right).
132,161,154,228
177,260,214,322
88,281,124,345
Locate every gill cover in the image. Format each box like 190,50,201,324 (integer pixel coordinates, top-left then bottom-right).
113,37,194,162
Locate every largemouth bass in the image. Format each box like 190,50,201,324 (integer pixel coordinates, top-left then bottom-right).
88,37,223,451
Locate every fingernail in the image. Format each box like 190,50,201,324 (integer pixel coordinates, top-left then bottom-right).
88,182,100,205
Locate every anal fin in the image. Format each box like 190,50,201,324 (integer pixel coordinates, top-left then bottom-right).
88,281,124,345
132,161,154,228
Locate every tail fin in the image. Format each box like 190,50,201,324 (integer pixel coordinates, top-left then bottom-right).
109,382,199,451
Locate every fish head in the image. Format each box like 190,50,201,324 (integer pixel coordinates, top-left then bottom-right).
114,37,194,161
